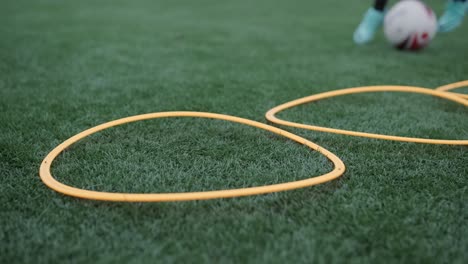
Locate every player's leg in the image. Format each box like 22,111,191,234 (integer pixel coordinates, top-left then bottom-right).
438,0,466,32
353,0,388,44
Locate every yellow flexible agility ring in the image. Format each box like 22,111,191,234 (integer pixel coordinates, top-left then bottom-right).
435,80,468,100
266,86,468,145
40,111,345,202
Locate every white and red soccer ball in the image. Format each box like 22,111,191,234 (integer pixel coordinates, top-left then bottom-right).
384,0,438,51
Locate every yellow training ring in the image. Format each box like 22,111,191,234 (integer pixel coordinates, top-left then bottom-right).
39,111,346,202
266,86,468,145
435,80,468,100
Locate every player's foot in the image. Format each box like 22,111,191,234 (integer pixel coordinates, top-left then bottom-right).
438,1,466,32
353,8,385,44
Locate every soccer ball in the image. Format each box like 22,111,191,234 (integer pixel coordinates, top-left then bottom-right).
384,0,437,50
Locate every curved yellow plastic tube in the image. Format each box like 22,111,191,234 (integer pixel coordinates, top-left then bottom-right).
39,112,346,202
435,80,468,100
265,86,468,145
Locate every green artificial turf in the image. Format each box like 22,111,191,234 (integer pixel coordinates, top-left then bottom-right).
1,0,467,263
